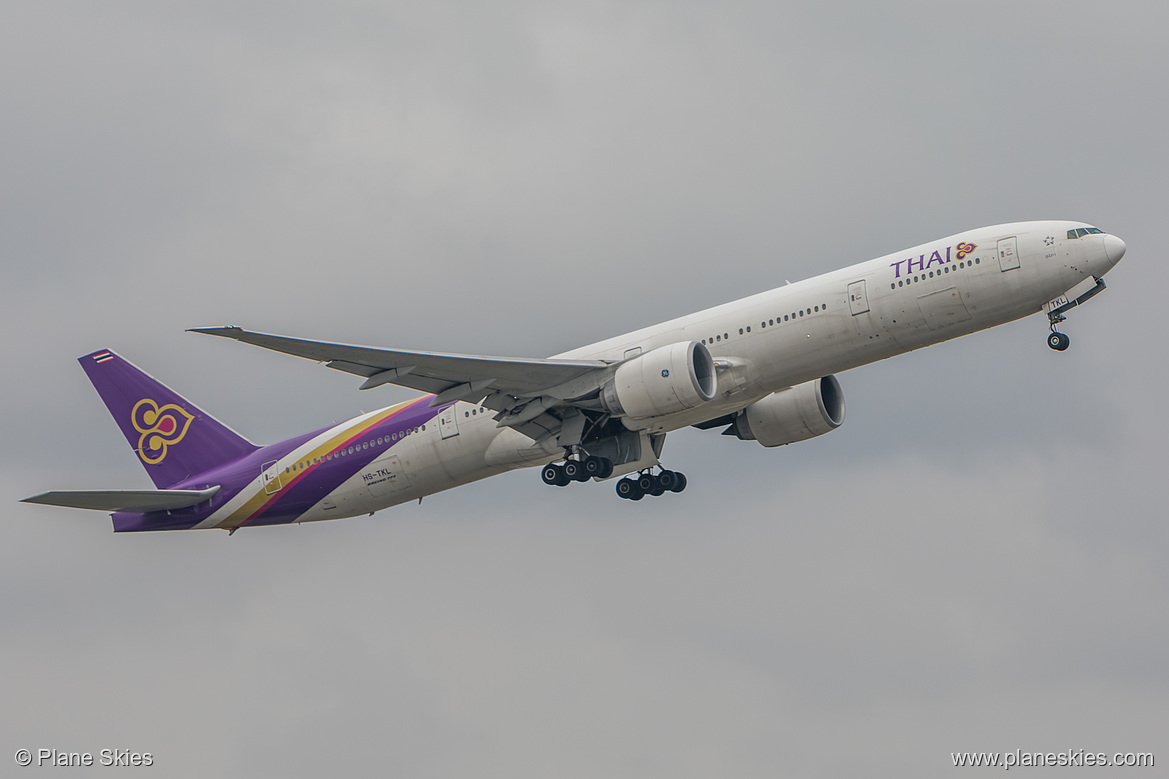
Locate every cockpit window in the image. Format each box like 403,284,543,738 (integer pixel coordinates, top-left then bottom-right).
1067,227,1105,239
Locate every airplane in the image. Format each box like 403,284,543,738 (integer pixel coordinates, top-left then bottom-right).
22,220,1126,533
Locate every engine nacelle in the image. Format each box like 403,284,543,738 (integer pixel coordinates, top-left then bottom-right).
601,341,717,420
731,376,845,447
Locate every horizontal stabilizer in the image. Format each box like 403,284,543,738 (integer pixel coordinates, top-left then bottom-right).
21,486,221,513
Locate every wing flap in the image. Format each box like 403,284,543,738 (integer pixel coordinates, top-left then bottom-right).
22,487,221,513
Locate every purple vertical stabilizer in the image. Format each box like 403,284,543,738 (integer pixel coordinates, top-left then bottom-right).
80,350,259,488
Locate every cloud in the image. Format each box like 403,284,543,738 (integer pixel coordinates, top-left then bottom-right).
3,2,1167,776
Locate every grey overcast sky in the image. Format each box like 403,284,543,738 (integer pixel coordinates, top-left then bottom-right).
3,2,1166,776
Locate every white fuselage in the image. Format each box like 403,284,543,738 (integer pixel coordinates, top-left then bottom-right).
280,220,1120,521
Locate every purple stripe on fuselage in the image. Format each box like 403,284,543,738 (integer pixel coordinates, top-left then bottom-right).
244,401,440,527
110,428,328,532
111,400,443,532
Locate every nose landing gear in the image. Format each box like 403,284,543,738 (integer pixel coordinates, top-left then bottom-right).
1045,276,1108,351
1047,309,1071,351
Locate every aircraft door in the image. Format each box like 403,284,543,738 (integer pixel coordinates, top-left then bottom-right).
261,459,283,495
847,280,870,315
997,237,1020,271
438,405,460,439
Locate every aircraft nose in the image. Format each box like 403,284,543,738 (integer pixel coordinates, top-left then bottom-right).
1104,234,1126,265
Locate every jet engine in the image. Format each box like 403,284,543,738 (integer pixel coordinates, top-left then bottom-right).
729,376,845,447
601,341,717,420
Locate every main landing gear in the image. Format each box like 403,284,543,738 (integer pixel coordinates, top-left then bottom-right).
615,469,687,501
541,455,614,487
540,457,688,501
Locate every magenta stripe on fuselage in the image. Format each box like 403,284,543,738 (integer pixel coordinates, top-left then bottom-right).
111,399,442,532
237,399,439,529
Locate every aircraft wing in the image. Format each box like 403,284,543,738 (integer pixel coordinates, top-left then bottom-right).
190,327,614,432
22,487,221,513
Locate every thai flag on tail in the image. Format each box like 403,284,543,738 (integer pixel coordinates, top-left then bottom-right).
93,351,114,364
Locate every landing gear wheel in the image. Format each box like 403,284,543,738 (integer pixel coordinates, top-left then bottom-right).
616,478,643,500
657,470,679,491
1047,331,1070,351
636,473,658,495
541,463,569,487
597,458,614,479
668,472,687,493
582,456,605,478
563,460,590,482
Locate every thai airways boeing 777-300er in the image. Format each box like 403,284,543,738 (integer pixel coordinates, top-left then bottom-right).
23,221,1125,532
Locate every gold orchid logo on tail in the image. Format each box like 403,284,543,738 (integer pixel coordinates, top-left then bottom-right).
132,399,194,464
